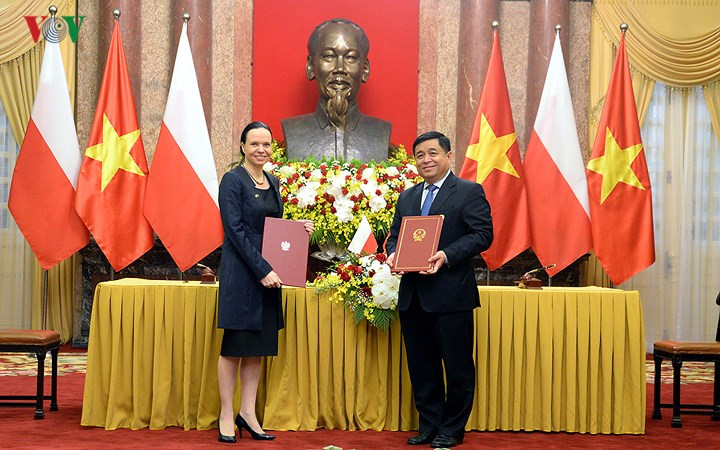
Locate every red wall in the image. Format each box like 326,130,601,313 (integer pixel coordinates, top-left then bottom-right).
252,0,419,150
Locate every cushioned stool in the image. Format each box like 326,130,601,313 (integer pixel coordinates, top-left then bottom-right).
0,329,60,419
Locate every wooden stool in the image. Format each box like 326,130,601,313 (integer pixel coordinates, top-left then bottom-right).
652,340,720,427
0,329,60,419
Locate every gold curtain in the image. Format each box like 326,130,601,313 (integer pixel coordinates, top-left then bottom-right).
0,0,77,341
704,82,720,142
593,0,720,88
0,0,69,64
585,0,720,286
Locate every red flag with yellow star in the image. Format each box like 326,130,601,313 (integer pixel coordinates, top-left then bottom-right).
74,22,153,271
586,34,654,285
459,29,531,270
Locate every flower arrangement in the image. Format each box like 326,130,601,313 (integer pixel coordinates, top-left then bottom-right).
263,143,421,249
313,253,400,330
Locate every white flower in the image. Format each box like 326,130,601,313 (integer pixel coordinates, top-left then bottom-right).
310,169,323,181
405,163,418,174
278,165,296,177
296,185,317,208
361,178,378,197
263,161,275,172
362,167,375,180
371,265,399,309
385,166,399,176
369,195,387,213
332,170,351,188
333,196,355,223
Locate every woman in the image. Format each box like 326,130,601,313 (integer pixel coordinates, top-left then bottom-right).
216,121,313,443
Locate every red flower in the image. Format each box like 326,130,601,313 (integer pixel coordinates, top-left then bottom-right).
282,196,288,202
327,195,335,203
291,198,299,205
353,205,359,212
304,172,311,179
330,207,337,213
349,195,357,202
342,188,349,195
355,173,362,180
386,203,393,209
320,177,327,184
375,189,382,196
360,164,368,170
340,272,351,282
362,286,372,296
363,179,368,184
353,265,362,275
375,253,387,263
292,173,300,180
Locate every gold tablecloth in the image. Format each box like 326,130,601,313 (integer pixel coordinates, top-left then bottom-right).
80,279,645,434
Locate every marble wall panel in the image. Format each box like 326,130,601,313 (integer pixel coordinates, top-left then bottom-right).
212,0,235,178
140,0,171,163
569,1,592,160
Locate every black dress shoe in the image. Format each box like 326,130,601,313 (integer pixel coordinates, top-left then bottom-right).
217,421,236,443
235,413,276,440
431,434,463,448
407,431,437,445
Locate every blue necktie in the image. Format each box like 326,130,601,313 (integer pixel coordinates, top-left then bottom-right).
420,184,437,216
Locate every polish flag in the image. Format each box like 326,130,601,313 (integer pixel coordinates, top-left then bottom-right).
8,33,89,269
143,21,223,271
524,33,592,276
348,215,378,255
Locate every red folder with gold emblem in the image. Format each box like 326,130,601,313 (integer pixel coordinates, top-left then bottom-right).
261,217,309,287
392,215,444,272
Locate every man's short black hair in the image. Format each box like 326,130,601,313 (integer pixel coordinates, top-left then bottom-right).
412,131,451,154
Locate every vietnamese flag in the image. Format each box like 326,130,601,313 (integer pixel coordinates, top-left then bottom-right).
586,33,655,285
74,22,153,271
458,27,531,270
524,33,592,276
8,30,89,269
144,21,223,271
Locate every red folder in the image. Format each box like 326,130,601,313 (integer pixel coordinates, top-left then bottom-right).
261,218,309,287
392,215,444,272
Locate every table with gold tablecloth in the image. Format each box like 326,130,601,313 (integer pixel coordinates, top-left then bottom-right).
80,279,645,434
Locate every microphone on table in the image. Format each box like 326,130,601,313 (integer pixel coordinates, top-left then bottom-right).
521,264,556,278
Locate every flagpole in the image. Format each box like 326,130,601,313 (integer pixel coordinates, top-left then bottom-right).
42,270,49,329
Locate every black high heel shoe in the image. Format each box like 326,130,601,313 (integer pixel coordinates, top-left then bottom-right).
235,413,276,440
217,419,237,443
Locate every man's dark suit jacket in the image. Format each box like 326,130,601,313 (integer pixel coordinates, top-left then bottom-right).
386,171,493,312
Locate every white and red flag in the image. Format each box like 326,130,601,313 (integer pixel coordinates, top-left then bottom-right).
348,215,378,255
143,21,223,271
8,30,89,269
524,33,592,276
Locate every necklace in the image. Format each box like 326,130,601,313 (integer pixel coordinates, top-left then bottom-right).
242,165,265,185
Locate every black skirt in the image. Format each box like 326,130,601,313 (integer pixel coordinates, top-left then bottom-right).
220,288,282,357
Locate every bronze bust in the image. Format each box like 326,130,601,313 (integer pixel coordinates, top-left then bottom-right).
282,18,392,162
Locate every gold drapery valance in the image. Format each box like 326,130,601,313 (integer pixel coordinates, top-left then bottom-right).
0,0,70,65
593,0,720,88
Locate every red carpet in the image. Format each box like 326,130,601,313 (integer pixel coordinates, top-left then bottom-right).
1,369,720,448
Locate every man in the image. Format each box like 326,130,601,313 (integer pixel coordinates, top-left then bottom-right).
281,18,391,162
386,131,493,448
